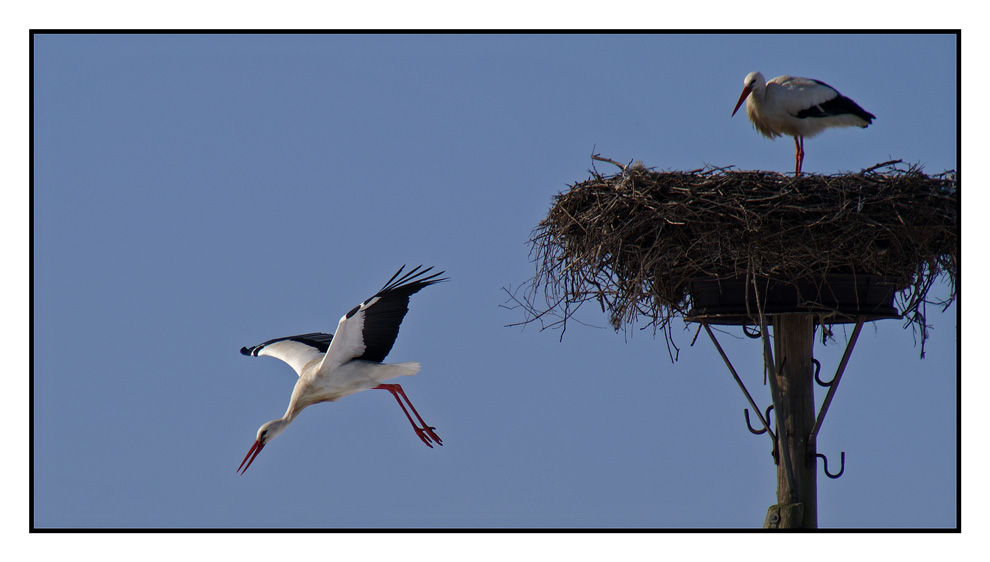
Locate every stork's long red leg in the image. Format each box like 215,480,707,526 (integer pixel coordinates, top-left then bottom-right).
794,136,805,176
389,384,442,446
375,384,442,447
377,384,432,447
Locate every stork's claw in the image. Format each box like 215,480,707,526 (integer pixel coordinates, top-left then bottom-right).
424,426,443,446
414,426,442,447
414,427,434,447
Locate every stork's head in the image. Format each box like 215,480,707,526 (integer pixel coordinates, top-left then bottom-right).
237,418,290,474
732,71,766,117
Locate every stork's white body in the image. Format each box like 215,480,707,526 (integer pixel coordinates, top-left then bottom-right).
732,71,875,175
283,358,420,412
237,266,446,474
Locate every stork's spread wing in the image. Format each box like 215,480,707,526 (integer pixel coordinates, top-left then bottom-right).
319,265,447,373
240,332,334,377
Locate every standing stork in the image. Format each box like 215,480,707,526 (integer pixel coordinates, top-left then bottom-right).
237,265,447,474
731,71,876,176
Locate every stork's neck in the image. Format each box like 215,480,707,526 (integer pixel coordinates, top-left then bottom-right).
279,405,301,427
284,379,313,421
271,396,305,433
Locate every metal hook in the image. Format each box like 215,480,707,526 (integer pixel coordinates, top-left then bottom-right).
742,324,762,339
744,405,775,435
816,451,845,479
812,358,830,387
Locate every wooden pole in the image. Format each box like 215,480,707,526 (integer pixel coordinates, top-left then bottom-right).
767,314,818,529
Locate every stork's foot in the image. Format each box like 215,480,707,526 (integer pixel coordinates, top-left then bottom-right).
414,426,443,448
425,426,443,446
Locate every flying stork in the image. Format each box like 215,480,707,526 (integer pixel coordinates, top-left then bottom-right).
237,265,447,474
731,71,876,176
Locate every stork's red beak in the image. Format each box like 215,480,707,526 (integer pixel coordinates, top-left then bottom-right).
237,440,265,474
731,86,752,117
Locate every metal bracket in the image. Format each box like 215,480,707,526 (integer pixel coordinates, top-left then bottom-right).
706,314,864,482
703,322,779,463
808,317,865,449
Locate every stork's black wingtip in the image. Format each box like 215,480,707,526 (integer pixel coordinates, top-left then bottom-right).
240,346,252,356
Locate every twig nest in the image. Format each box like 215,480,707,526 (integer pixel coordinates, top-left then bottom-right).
523,160,956,353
